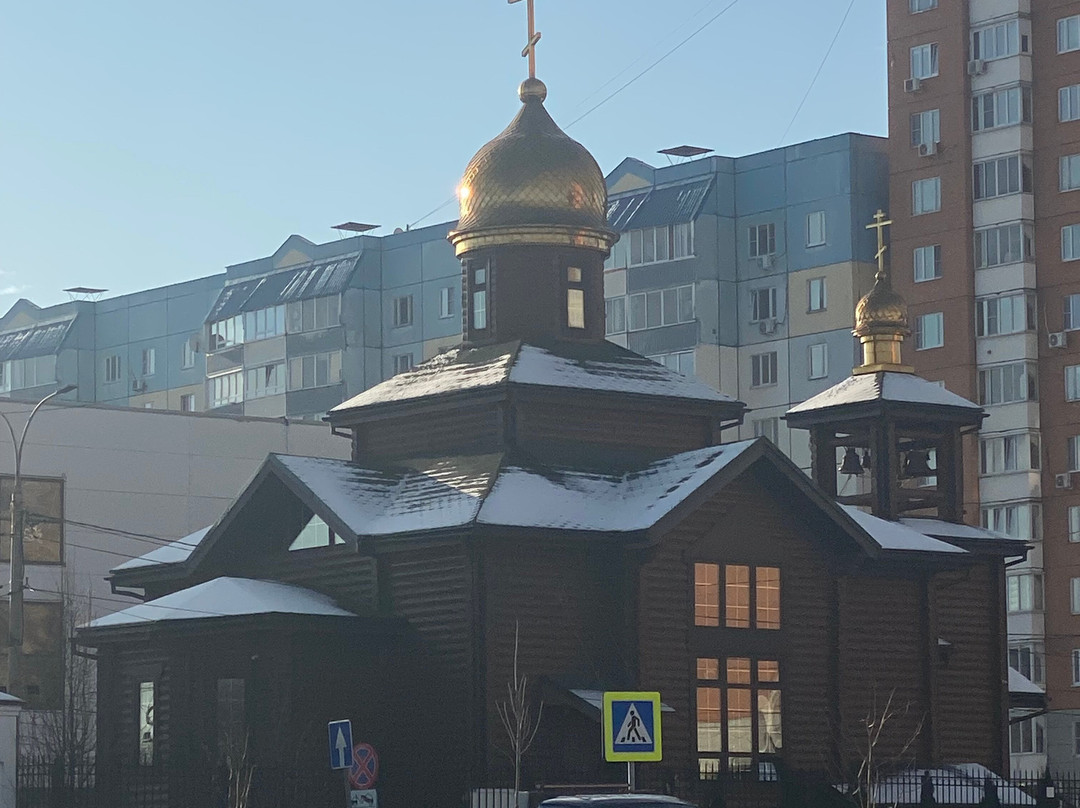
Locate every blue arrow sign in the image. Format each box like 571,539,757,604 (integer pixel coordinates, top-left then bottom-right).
328,720,353,770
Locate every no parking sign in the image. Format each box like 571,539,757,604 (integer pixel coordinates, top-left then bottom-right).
348,742,379,790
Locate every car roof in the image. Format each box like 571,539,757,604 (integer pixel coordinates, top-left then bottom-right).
538,796,696,808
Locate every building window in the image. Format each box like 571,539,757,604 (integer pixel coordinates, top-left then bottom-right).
1010,645,1044,685
209,370,243,408
910,43,939,79
751,353,778,388
694,563,781,630
1010,717,1045,756
753,417,779,445
245,362,286,399
140,348,156,377
1066,295,1080,330
139,681,155,766
1072,506,1080,543
1070,435,1080,472
105,355,121,384
751,288,777,322
179,394,195,413
971,20,1025,61
806,212,826,247
286,296,340,334
208,315,244,351
1067,367,1080,402
1060,15,1080,53
913,245,942,282
1061,85,1080,122
1062,155,1080,193
973,154,1031,200
975,292,1035,337
393,353,414,375
910,109,940,147
910,0,936,12
288,351,343,391
243,304,286,341
748,224,776,258
392,295,414,327
914,312,944,350
649,351,695,377
181,337,197,370
0,355,58,394
912,177,941,215
472,264,489,331
978,361,1037,406
696,658,782,771
1064,225,1080,262
216,678,246,753
1006,573,1044,612
605,298,626,335
972,85,1032,131
808,343,828,380
627,285,695,331
808,278,826,312
979,432,1040,475
567,266,585,330
289,513,344,551
617,223,695,268
439,286,454,319
1073,650,1080,686
974,223,1033,269
984,502,1042,540
1073,578,1080,615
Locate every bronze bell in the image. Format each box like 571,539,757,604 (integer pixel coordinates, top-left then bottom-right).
903,449,934,478
839,447,864,475
861,450,872,470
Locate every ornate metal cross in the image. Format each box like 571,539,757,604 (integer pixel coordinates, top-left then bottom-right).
866,208,893,277
508,0,542,78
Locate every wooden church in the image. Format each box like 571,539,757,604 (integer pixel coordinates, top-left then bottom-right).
80,48,1024,808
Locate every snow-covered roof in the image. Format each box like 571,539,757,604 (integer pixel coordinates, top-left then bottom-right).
838,505,966,555
331,340,735,415
787,372,980,415
1009,667,1044,696
902,518,1025,547
114,526,212,571
867,765,1034,806
86,577,356,629
567,689,675,714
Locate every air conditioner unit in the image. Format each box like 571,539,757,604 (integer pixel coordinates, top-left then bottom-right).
967,59,987,76
904,77,922,93
1056,472,1073,490
131,379,147,393
1049,331,1068,349
759,254,774,270
759,318,778,336
918,141,937,157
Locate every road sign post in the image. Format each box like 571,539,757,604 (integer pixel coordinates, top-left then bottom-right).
602,692,662,762
328,720,354,770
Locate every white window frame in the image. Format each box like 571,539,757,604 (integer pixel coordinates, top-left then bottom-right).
179,393,195,413
808,343,828,380
972,85,1032,132
392,295,414,327
439,286,454,319
750,288,778,322
209,370,244,408
751,352,778,388
910,109,940,148
605,297,626,336
806,211,826,248
910,0,936,11
104,355,121,384
979,432,1039,475
971,19,1023,62
1060,15,1080,54
914,312,944,350
627,285,695,332
1063,225,1080,262
1061,85,1080,123
1005,572,1044,612
752,417,779,444
978,361,1037,406
974,223,1033,269
1062,155,1080,192
748,223,776,259
808,277,827,312
913,245,941,282
1070,435,1080,472
912,177,941,215
393,353,414,375
1066,295,1080,331
141,347,155,377
1073,650,1080,686
973,154,1030,200
975,292,1034,337
1068,366,1080,402
910,43,939,79
1072,578,1080,615
1070,505,1080,543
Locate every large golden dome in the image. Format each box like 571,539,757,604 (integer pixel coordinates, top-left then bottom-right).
448,78,616,257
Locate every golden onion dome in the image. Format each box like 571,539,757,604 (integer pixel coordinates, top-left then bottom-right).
854,271,909,336
448,77,616,257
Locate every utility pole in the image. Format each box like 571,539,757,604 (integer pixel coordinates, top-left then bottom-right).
0,385,76,698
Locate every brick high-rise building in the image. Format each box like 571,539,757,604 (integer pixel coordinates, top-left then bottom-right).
888,0,1080,773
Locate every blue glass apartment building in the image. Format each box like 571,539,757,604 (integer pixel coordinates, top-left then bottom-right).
0,133,888,466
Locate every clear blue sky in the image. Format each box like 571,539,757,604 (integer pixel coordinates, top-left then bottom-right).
0,0,887,309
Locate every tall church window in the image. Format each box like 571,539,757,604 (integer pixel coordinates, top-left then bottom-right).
139,681,155,766
694,563,781,630
696,657,782,775
471,263,489,331
567,267,585,329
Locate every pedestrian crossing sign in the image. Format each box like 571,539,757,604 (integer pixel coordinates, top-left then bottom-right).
603,691,662,762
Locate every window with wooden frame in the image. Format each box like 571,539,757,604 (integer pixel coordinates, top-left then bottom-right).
470,261,490,331
696,656,782,775
566,266,585,330
693,563,781,630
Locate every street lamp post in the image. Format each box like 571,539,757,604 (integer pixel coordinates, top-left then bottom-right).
0,385,76,698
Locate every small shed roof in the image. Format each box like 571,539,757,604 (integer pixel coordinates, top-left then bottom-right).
838,506,965,554
113,526,212,571
86,577,356,629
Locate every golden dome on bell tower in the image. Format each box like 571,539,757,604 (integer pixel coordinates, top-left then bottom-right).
448,77,616,257
853,210,914,375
